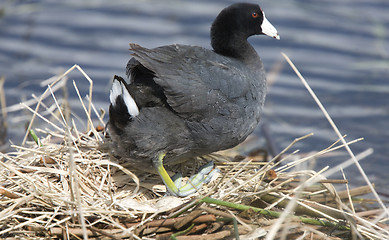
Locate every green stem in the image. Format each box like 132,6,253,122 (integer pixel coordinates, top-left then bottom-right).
29,129,41,146
170,223,194,240
199,197,350,231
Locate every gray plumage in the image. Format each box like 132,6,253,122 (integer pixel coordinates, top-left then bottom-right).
106,2,278,177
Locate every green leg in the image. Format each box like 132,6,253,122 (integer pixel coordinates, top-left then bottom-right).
154,153,217,197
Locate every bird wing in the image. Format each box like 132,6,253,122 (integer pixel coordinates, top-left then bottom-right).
129,43,254,121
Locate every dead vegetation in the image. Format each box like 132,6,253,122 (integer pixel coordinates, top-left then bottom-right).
0,57,388,239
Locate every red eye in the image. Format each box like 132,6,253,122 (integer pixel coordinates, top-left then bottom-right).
252,12,259,18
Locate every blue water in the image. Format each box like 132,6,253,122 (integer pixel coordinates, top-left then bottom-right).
0,0,388,193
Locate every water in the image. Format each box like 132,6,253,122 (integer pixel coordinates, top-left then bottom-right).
0,0,388,193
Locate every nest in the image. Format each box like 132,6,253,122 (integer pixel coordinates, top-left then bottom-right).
0,63,388,239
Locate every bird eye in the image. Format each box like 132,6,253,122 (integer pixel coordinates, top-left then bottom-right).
252,12,259,18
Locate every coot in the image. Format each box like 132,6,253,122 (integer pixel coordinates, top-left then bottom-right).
107,2,279,196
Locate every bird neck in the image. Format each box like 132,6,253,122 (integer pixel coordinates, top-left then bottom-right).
211,30,258,63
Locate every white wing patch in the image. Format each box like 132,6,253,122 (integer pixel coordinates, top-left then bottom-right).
110,79,139,117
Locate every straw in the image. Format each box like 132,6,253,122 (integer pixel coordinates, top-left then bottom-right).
0,64,387,239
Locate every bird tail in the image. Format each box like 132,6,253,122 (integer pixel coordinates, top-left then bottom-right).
108,75,139,128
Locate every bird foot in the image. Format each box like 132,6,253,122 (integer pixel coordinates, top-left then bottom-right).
171,161,218,196
155,153,218,197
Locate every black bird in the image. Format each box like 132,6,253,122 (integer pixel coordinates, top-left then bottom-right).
107,2,279,196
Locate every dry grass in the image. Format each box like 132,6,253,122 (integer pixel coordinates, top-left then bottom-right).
0,61,388,239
